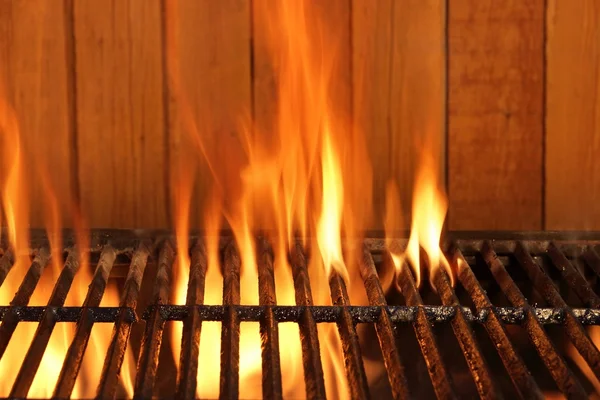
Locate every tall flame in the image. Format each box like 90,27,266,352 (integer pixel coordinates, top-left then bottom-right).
386,133,452,289
317,130,348,283
164,0,360,397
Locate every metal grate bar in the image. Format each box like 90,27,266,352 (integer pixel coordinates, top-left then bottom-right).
144,304,600,325
289,242,326,400
581,246,600,279
3,231,600,398
10,248,82,397
481,241,587,397
0,306,133,322
0,247,49,359
450,246,543,400
328,270,370,399
390,250,456,400
0,249,14,288
134,240,175,399
54,245,117,398
514,242,600,381
220,241,242,399
97,240,151,399
547,242,600,308
359,247,410,400
176,241,208,399
257,238,283,400
433,268,499,399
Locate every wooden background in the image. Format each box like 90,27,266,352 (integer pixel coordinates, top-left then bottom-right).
0,0,597,231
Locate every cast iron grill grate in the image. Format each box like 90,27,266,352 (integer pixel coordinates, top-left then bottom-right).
0,230,600,399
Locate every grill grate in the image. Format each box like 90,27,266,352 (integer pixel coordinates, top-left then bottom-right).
0,230,599,399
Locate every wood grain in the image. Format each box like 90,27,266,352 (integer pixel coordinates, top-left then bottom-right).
166,0,251,228
352,0,392,230
546,0,600,230
448,0,545,230
73,0,167,229
0,1,75,228
353,0,446,229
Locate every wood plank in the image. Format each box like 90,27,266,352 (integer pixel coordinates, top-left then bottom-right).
166,0,251,228
352,0,392,230
546,0,600,230
353,0,446,229
0,1,74,228
448,0,545,230
73,0,167,229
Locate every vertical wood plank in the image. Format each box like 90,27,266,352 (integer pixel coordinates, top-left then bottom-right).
546,0,600,230
352,0,392,229
353,0,446,229
74,0,167,229
166,0,251,228
0,1,74,227
448,0,545,230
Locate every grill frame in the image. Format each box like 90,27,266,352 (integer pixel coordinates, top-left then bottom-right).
0,229,599,399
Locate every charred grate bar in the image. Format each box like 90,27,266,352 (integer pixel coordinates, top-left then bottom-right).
0,230,598,398
2,305,600,325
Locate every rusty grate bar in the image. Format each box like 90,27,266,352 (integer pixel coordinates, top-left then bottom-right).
220,241,242,399
54,245,117,398
97,240,151,399
5,303,600,325
433,267,499,399
257,237,283,400
582,246,600,279
328,269,370,399
2,231,600,399
514,242,600,381
450,246,543,400
176,240,208,399
133,240,175,399
0,247,50,359
359,246,410,400
0,250,14,288
480,241,587,397
380,245,455,399
289,241,326,399
10,248,82,397
546,241,600,308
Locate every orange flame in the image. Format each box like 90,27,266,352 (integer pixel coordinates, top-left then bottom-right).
0,94,33,396
386,134,452,289
0,94,29,264
0,0,456,398
0,80,135,396
163,0,359,397
317,130,348,283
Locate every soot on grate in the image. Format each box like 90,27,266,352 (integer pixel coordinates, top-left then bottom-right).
0,230,599,399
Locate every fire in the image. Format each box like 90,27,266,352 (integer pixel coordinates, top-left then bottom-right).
317,130,348,283
165,0,359,397
0,0,456,398
385,134,452,289
0,82,135,397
